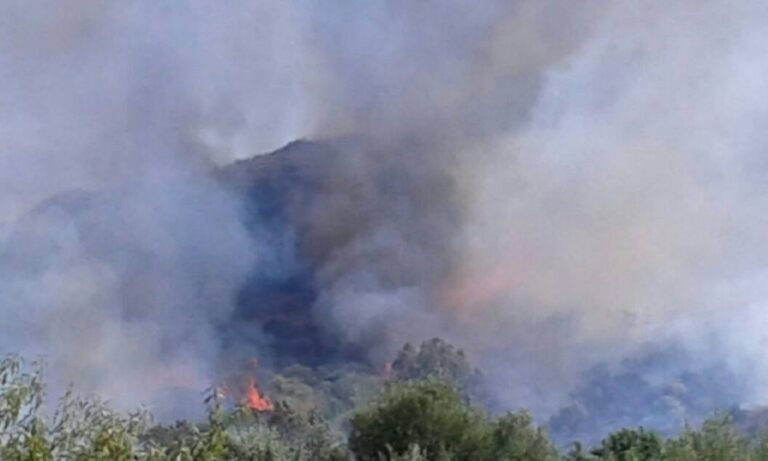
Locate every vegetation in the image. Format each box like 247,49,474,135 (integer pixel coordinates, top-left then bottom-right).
348,380,487,460
2,341,767,460
389,339,480,392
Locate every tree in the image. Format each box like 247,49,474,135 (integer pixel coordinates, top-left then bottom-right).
663,415,751,461
487,411,559,461
348,376,558,461
348,379,489,461
390,339,480,391
591,428,662,461
0,355,150,460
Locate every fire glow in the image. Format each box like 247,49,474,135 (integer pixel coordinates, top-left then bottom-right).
244,377,273,411
240,358,274,412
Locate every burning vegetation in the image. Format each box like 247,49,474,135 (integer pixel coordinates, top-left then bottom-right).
244,377,274,412
221,359,275,412
1,343,766,460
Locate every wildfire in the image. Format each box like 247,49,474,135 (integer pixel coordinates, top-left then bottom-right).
244,377,273,411
238,358,273,412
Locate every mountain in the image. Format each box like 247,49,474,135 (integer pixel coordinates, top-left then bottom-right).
216,139,359,367
216,137,459,369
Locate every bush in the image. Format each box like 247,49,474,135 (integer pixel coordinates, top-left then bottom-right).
390,339,481,394
348,378,557,461
591,428,662,461
8,343,768,461
487,411,559,461
663,415,751,461
0,355,151,460
348,380,488,461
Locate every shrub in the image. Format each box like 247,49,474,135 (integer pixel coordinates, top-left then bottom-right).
348,380,488,461
591,428,662,461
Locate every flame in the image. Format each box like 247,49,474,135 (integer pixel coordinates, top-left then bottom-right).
228,358,274,412
244,377,273,411
241,359,274,412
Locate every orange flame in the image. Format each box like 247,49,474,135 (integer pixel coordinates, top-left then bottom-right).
233,358,274,412
243,377,273,412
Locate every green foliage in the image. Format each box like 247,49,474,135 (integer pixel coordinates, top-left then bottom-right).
385,444,429,461
143,395,345,461
487,411,559,461
591,428,662,461
0,355,152,460
0,356,343,461
390,339,480,392
348,379,488,460
348,379,556,461
269,363,382,429
581,416,767,461
662,415,751,461
4,341,768,461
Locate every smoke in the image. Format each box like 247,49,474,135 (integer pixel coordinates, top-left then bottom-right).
0,0,309,418
301,0,605,356
293,0,768,419
452,1,768,412
4,0,768,428
0,0,310,229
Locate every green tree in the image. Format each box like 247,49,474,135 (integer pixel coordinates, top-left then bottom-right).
487,411,559,461
391,339,480,391
348,379,488,461
591,428,662,461
663,415,751,461
0,355,150,460
349,377,560,461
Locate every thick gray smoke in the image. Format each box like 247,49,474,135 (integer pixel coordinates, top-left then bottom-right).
0,0,309,418
299,0,768,419
458,1,768,412
4,0,768,428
